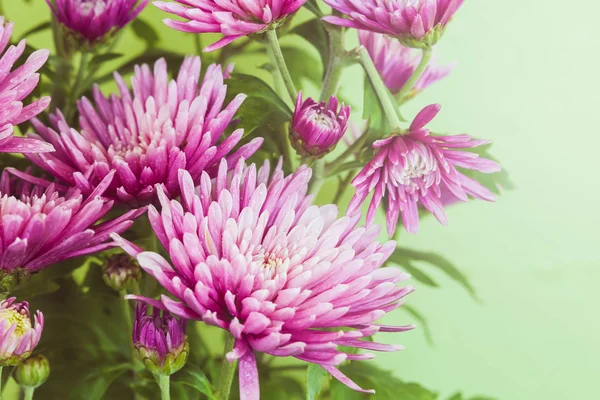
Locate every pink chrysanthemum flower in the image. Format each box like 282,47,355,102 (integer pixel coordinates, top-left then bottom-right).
349,104,501,236
114,160,415,397
28,57,262,207
323,0,465,48
47,0,150,44
359,31,453,98
154,0,308,51
0,298,43,366
0,168,145,281
290,92,350,158
0,18,53,154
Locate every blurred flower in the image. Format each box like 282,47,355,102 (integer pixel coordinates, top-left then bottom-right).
154,0,307,51
323,0,464,48
133,302,188,376
0,298,43,366
14,354,50,389
102,253,142,291
0,18,53,155
290,92,350,158
0,169,145,292
28,57,262,207
47,0,149,45
359,31,453,98
349,104,501,236
115,159,414,395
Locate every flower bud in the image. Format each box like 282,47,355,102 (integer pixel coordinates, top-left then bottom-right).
102,254,142,292
0,298,43,366
14,354,50,389
133,303,188,376
290,92,350,159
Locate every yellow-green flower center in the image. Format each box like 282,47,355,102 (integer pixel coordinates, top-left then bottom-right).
0,308,31,336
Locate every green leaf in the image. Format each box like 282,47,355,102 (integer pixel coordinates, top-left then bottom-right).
291,19,329,69
330,362,438,400
363,75,389,136
225,73,292,137
18,21,52,41
306,364,327,400
69,362,133,400
390,247,477,299
447,392,497,400
130,18,160,48
304,0,324,17
173,363,216,399
403,304,434,345
89,52,124,69
281,45,323,88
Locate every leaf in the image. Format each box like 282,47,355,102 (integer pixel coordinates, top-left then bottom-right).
290,19,329,69
330,362,438,400
18,21,52,41
304,0,324,17
130,18,160,48
306,364,327,400
390,247,477,299
173,363,216,399
281,45,323,88
363,75,389,136
69,362,133,400
447,393,497,400
403,304,434,345
224,73,292,137
89,52,124,69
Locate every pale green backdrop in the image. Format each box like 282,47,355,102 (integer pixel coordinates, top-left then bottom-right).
4,1,600,399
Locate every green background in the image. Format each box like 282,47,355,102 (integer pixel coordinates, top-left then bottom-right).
4,0,600,399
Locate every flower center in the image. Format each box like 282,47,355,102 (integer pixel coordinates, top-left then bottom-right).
397,148,436,188
308,109,336,132
0,308,31,336
252,247,287,280
78,0,107,16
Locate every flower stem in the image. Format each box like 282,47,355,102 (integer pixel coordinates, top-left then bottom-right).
307,159,326,197
357,46,402,130
327,133,368,175
23,387,35,400
157,374,170,400
65,51,90,122
0,366,3,400
266,28,297,103
320,24,346,101
332,169,356,204
395,48,432,103
215,335,237,400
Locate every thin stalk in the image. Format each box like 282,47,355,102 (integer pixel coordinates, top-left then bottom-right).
215,335,237,400
0,366,3,400
23,387,35,400
157,374,170,400
357,46,402,130
194,34,203,55
50,16,73,112
0,0,4,16
307,159,326,197
320,25,345,101
327,133,368,174
66,51,90,121
266,28,297,103
395,48,432,103
332,170,355,204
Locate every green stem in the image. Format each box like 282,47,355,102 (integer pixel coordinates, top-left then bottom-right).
332,170,355,204
358,46,402,130
307,159,326,197
194,35,203,55
157,374,170,400
0,0,4,16
0,366,3,400
216,335,237,400
65,51,90,121
395,48,432,103
320,25,346,101
327,133,368,174
266,28,297,103
23,387,35,400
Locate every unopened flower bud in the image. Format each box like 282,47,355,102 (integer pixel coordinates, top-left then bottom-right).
133,303,188,376
0,298,43,366
103,254,142,291
15,354,50,389
290,92,350,159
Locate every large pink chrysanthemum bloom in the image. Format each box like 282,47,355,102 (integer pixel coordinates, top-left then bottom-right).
359,30,453,98
349,104,501,236
154,0,308,51
114,160,415,397
323,0,465,48
0,168,146,280
0,298,43,366
0,18,53,154
47,0,150,44
28,57,262,207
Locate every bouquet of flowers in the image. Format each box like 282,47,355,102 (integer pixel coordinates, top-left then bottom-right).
0,0,510,399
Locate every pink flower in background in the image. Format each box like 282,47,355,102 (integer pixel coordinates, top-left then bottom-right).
359,31,453,97
349,104,501,236
323,0,464,47
154,0,307,51
0,169,145,277
115,159,414,397
28,57,262,207
0,18,53,154
290,92,350,158
47,0,149,44
0,298,43,366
